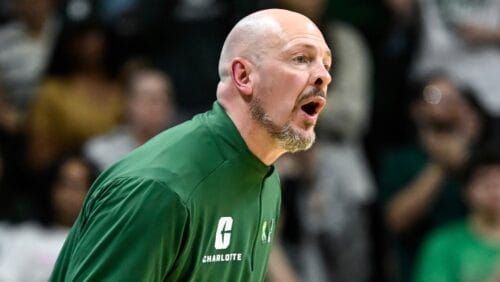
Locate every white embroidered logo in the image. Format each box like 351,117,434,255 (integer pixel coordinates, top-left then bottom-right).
202,216,242,263
215,217,233,250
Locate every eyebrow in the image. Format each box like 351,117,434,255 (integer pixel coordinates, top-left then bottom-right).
291,43,332,62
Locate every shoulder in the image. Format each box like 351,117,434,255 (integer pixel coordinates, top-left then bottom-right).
433,220,468,237
422,220,468,251
94,116,226,199
413,220,466,282
87,176,188,214
416,220,469,264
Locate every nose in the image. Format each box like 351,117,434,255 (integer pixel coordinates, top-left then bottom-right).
310,63,332,90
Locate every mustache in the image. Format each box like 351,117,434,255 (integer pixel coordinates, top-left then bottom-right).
298,88,326,103
291,88,326,114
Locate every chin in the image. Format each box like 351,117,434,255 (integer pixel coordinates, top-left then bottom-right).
292,118,315,131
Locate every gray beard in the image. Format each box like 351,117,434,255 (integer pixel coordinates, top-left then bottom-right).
250,98,315,153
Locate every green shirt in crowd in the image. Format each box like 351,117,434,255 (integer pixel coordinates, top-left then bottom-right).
413,219,500,282
378,146,467,281
50,102,282,281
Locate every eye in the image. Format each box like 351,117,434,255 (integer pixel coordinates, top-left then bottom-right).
324,64,331,71
292,54,310,64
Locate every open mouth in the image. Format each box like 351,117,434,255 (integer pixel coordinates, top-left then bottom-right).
301,101,320,116
299,94,326,118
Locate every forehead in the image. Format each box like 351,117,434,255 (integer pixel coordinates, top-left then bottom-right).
132,73,170,93
135,75,166,88
278,22,331,58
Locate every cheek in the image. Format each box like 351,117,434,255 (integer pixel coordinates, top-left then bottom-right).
265,94,296,124
485,187,500,204
269,74,305,109
255,65,308,118
469,185,500,210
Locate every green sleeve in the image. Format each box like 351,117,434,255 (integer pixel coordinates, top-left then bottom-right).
413,230,455,282
60,177,188,281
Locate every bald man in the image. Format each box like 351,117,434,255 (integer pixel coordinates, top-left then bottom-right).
50,9,332,281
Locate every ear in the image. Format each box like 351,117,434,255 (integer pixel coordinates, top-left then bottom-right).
231,58,253,96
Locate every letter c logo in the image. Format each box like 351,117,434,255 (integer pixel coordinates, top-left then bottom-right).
215,217,233,250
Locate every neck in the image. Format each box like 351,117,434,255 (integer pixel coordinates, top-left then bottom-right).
221,102,285,165
74,69,106,81
469,213,500,243
240,120,285,165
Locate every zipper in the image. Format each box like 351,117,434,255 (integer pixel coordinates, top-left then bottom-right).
250,178,265,271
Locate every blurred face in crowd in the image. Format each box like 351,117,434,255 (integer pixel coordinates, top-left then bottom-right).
128,71,174,137
71,27,107,69
51,158,91,227
413,77,481,141
247,11,332,152
467,165,500,221
17,0,53,32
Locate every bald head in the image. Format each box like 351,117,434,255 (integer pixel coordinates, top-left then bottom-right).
218,9,323,81
215,9,332,163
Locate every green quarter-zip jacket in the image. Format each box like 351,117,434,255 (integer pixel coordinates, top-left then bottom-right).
50,102,282,281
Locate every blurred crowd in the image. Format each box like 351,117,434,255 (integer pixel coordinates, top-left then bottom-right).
0,0,500,281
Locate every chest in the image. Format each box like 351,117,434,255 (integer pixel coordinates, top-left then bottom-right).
171,176,281,282
453,243,500,282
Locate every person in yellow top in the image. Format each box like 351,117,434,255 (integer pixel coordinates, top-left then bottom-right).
26,21,124,172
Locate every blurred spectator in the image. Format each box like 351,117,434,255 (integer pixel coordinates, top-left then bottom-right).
367,0,420,157
271,0,375,281
413,145,500,282
136,0,259,116
412,0,500,115
84,65,180,172
366,1,421,280
25,21,125,172
0,153,97,282
378,73,492,281
0,0,60,223
0,0,59,133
